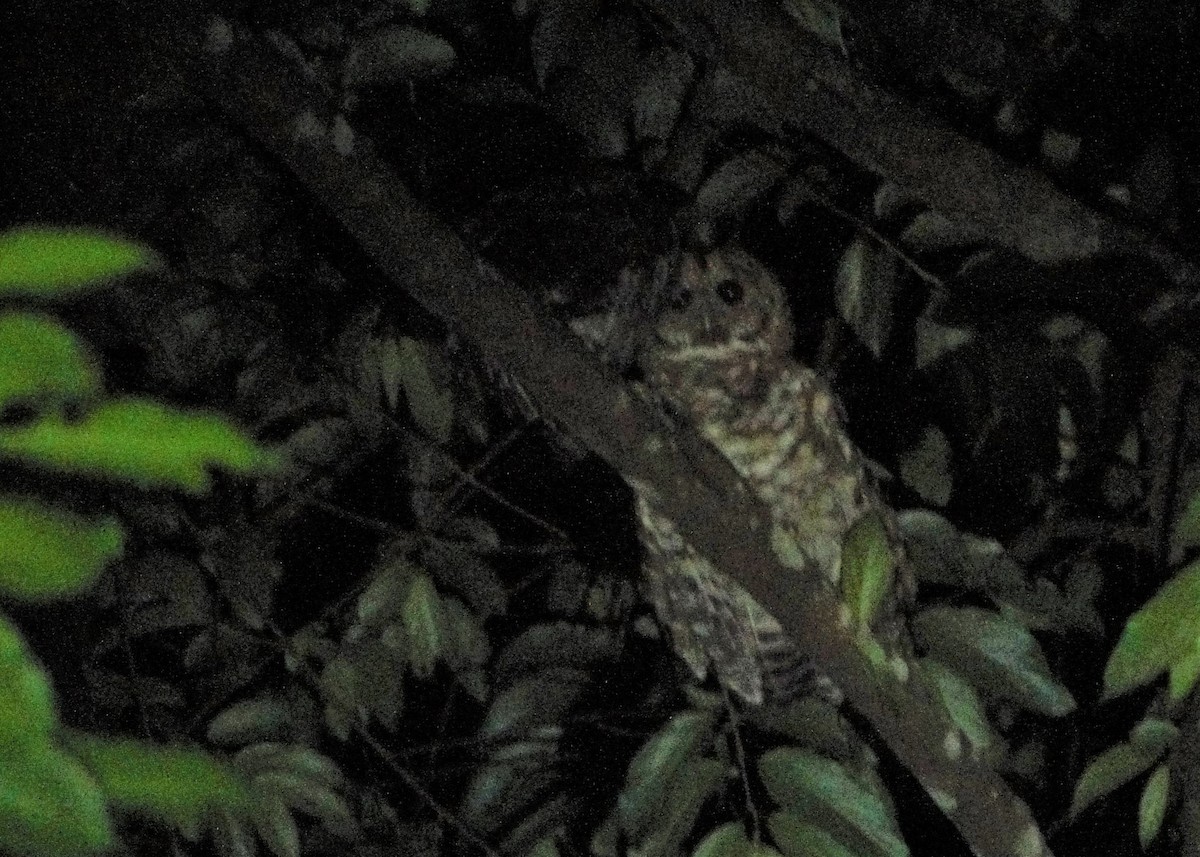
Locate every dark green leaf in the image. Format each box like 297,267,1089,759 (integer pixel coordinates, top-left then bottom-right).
914,606,1075,716
479,668,590,743
759,748,907,857
1069,741,1161,820
920,659,995,762
343,27,457,88
633,756,725,857
836,237,898,360
208,697,294,747
402,573,442,678
1138,764,1169,849
494,621,621,683
768,812,861,857
253,793,300,857
619,711,718,841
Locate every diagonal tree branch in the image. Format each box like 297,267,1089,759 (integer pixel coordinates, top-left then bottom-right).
679,0,1192,284
175,14,1053,857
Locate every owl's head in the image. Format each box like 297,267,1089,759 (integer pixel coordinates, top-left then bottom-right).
647,246,794,366
569,247,794,396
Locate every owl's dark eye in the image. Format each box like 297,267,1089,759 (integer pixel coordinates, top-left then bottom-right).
670,288,694,310
716,278,744,305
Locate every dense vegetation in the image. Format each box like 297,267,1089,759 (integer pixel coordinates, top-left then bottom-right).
4,1,1200,856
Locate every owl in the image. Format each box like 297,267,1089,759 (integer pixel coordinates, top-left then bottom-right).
584,246,910,705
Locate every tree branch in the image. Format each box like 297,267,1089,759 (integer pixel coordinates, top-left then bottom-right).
177,16,1053,857
685,0,1191,285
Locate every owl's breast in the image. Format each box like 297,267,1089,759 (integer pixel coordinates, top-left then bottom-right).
690,366,875,587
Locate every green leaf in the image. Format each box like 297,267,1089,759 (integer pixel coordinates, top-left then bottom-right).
745,695,852,761
402,573,442,678
835,236,897,360
254,793,300,857
0,313,101,410
1103,559,1200,700
0,398,276,493
0,614,57,745
67,732,250,834
1139,764,1169,849
693,823,754,857
618,711,717,840
913,606,1075,716
634,756,725,857
1170,637,1200,702
1129,718,1179,755
920,659,995,761
478,668,589,743
759,747,907,857
0,227,161,297
0,743,112,856
840,511,897,629
207,696,293,747
0,497,122,600
1171,489,1200,555
768,812,861,857
1069,741,1161,820
897,425,952,507
343,26,457,87
256,771,355,837
395,336,454,443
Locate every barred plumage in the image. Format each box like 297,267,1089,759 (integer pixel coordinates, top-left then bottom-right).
630,247,908,704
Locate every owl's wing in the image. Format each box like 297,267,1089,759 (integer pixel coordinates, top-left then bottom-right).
637,495,839,705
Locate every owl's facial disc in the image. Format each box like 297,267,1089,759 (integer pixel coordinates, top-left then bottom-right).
652,248,792,362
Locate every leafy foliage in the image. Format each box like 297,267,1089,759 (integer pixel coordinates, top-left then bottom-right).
9,0,1200,853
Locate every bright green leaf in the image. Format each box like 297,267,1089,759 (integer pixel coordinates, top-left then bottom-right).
67,732,249,832
1169,639,1200,702
0,227,161,297
768,812,861,857
1139,764,1169,849
0,313,100,410
914,606,1075,716
0,398,276,493
759,747,907,857
1103,559,1200,700
0,614,57,744
840,511,897,630
0,742,112,856
1070,741,1161,820
0,497,122,600
402,573,442,678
